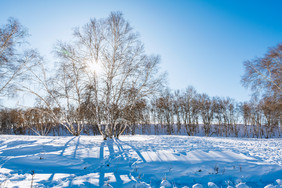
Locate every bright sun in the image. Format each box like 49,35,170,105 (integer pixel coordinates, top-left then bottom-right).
87,61,103,74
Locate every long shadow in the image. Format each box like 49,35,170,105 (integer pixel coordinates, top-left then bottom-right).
113,139,131,162
0,136,79,187
2,136,140,187
113,138,153,186
99,141,105,187
116,139,147,163
1,137,76,171
105,139,123,187
115,138,194,187
40,138,57,146
66,136,81,187
60,136,77,156
0,140,39,157
48,136,77,183
35,137,100,187
73,136,80,159
113,139,124,153
5,140,37,148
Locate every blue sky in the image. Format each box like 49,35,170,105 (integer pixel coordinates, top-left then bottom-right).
1,0,281,103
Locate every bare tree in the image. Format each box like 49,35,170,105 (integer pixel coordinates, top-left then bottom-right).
198,93,214,136
242,43,281,138
181,86,198,136
22,108,55,136
0,109,26,135
260,96,281,138
173,90,182,134
220,98,240,136
240,101,251,137
247,97,263,138
213,97,224,136
242,43,282,96
54,12,165,139
0,18,35,98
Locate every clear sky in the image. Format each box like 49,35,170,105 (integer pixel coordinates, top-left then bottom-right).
1,0,282,103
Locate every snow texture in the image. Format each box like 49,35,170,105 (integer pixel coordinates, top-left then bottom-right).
160,179,171,187
236,183,249,188
0,135,281,187
192,183,203,188
208,182,219,188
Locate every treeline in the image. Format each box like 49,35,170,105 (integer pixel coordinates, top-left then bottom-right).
0,88,280,138
0,13,281,139
151,88,281,138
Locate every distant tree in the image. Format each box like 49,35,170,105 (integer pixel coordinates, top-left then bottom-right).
260,96,281,138
221,97,240,136
240,101,252,137
173,90,182,134
181,86,198,136
248,97,264,138
241,43,282,96
213,97,224,136
22,108,55,136
154,89,174,134
198,93,214,136
0,109,26,135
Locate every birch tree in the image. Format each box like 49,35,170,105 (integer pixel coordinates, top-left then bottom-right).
242,43,282,96
55,12,165,139
0,18,27,97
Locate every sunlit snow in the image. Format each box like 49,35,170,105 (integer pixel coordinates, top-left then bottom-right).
0,135,281,187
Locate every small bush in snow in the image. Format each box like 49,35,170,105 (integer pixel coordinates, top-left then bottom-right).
213,165,219,174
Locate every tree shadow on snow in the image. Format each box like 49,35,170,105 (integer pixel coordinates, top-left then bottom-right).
1,136,82,186
4,136,279,188
37,138,143,187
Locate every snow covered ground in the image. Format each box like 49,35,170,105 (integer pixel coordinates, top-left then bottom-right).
0,135,281,188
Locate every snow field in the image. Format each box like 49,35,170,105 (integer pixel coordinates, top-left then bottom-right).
0,135,281,187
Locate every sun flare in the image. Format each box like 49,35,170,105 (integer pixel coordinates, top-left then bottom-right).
87,61,103,74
